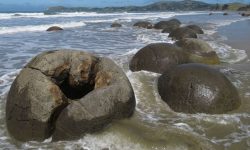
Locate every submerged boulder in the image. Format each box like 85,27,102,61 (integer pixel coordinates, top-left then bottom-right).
175,38,220,64
186,25,204,34
133,21,153,29
158,63,241,114
111,22,122,28
46,26,63,31
6,50,135,142
154,19,181,30
169,27,197,40
129,43,188,73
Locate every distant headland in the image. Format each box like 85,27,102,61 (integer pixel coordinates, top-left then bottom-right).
44,0,250,14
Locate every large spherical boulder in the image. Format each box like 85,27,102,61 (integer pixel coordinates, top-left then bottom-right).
46,26,63,31
6,50,135,142
154,19,181,30
133,21,153,29
169,27,198,40
129,43,188,73
111,22,122,28
158,63,241,114
175,38,220,65
186,25,204,34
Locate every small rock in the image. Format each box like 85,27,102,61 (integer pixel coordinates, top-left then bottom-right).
46,26,63,31
111,22,122,28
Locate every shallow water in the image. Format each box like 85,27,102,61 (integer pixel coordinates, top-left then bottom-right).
0,11,249,150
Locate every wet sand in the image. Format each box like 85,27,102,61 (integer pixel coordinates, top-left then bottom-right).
218,19,250,57
218,18,250,72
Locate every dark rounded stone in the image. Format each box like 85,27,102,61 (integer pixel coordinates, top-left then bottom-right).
169,27,197,40
158,63,241,114
186,25,204,34
161,25,179,33
46,26,63,31
133,21,153,29
129,43,188,73
111,22,122,28
154,18,181,30
242,13,250,17
6,50,135,142
223,13,229,16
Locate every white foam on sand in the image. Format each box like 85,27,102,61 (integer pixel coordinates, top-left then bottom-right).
208,41,248,64
0,21,86,35
205,17,250,35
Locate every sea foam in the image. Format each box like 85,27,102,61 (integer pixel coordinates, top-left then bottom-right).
0,21,86,35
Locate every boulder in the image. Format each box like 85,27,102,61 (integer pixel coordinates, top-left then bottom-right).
242,12,250,17
133,21,153,29
223,13,228,16
186,25,204,34
129,43,188,73
161,25,179,33
168,18,181,25
175,38,220,64
209,13,213,15
13,14,22,17
46,26,63,31
158,63,241,114
154,19,181,30
6,50,135,141
111,22,122,28
169,27,197,40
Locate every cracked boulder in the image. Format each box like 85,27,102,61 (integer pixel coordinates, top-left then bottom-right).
158,63,241,114
6,50,136,142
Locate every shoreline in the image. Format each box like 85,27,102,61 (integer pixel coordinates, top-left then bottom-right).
217,19,250,58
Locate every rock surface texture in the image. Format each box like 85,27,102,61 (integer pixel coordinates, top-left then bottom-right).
169,27,198,40
158,63,241,114
154,19,181,30
175,38,220,64
133,21,153,29
129,43,188,74
6,50,135,141
186,25,204,34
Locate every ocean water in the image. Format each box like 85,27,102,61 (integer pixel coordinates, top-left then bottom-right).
0,11,250,150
